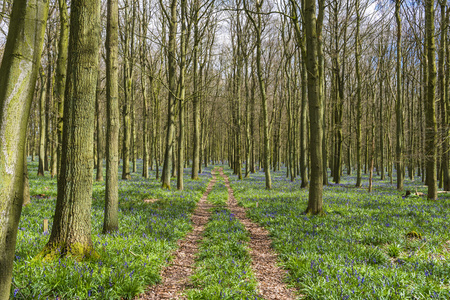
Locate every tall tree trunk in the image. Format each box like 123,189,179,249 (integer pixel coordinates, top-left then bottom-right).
291,0,309,187
191,0,200,180
45,0,100,255
121,0,135,180
439,2,449,190
379,39,385,180
131,85,137,173
96,67,104,181
318,0,327,186
355,0,362,187
246,0,271,189
177,0,187,190
38,68,46,176
56,0,69,176
161,0,177,189
304,0,323,214
140,2,149,179
0,0,47,295
103,0,119,234
44,34,52,173
425,0,438,199
395,0,404,190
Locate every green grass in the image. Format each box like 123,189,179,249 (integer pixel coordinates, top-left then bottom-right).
11,158,212,299
185,174,261,300
228,167,450,299
14,160,450,299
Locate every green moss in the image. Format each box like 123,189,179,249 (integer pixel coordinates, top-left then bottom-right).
35,242,100,262
406,231,422,239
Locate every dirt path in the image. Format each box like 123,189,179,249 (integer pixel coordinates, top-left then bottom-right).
137,172,217,300
220,169,298,300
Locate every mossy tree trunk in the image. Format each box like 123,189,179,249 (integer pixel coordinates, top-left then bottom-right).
0,0,48,295
38,67,46,176
318,0,326,186
304,0,324,215
177,0,187,190
56,0,69,176
23,140,31,206
425,0,438,199
96,66,104,182
44,30,52,173
191,0,200,180
140,0,149,179
103,0,119,234
161,0,177,189
45,0,100,256
121,0,135,181
439,1,449,191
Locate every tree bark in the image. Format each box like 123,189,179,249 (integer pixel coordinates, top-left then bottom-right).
37,67,46,176
355,0,362,187
45,0,100,256
96,67,104,182
395,0,404,190
304,0,323,215
0,0,48,295
425,0,438,199
161,0,177,189
177,0,187,190
56,0,69,176
439,2,449,190
103,0,119,233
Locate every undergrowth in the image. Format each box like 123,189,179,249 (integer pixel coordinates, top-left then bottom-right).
228,167,450,300
185,173,261,300
11,158,211,299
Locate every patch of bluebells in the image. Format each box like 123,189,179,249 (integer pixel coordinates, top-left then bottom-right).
186,174,262,299
11,159,212,299
228,166,450,299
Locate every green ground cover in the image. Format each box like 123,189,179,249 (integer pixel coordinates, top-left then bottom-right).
186,173,261,299
11,159,211,299
228,167,450,300
12,159,450,299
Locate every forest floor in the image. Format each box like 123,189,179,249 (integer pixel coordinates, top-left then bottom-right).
10,159,450,299
138,168,296,299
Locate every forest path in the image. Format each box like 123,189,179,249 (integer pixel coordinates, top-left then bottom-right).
220,169,298,300
137,171,217,300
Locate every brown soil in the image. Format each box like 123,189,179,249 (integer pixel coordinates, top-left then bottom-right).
219,169,298,300
137,173,217,300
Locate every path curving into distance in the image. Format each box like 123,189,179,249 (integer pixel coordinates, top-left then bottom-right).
220,169,298,300
137,172,217,300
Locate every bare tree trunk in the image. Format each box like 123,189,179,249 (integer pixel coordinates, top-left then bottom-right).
355,0,362,187
395,0,404,190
